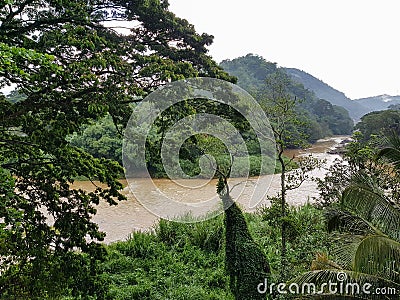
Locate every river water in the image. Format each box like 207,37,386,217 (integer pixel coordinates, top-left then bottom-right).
72,136,346,243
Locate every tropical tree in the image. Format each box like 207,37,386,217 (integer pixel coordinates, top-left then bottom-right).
293,176,400,299
0,0,233,298
377,132,400,172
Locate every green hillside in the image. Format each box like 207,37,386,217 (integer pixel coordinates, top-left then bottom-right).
220,54,354,141
284,67,370,120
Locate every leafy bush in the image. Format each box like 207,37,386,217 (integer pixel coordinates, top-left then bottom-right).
255,202,331,277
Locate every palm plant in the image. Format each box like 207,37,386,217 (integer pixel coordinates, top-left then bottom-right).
290,134,400,299
378,131,400,171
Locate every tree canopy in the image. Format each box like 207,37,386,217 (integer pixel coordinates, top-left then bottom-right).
355,109,400,142
0,0,233,297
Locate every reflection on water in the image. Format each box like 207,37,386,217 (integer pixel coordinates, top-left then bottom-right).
73,136,347,243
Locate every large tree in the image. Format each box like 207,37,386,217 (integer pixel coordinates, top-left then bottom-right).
0,0,233,298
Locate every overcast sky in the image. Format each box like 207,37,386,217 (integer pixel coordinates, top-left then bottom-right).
169,0,400,100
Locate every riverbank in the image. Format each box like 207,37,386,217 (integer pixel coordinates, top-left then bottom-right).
75,136,348,243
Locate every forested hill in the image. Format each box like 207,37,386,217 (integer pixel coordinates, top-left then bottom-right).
283,68,370,120
220,54,354,141
354,94,400,112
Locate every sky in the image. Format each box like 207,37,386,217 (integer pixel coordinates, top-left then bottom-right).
168,0,400,100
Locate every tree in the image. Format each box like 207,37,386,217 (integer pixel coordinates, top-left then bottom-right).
294,173,400,299
0,0,233,297
377,131,400,171
217,171,270,300
68,113,123,164
316,131,399,208
260,70,320,281
355,110,400,142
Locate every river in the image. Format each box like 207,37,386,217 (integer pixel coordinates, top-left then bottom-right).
71,136,347,243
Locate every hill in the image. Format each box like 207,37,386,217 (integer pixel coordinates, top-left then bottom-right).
353,94,400,112
283,68,370,120
220,54,354,141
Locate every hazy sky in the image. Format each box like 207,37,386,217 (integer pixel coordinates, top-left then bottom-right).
169,0,400,99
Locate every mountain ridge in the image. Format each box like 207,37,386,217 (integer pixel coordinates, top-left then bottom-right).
220,54,354,141
283,68,370,120
353,94,400,112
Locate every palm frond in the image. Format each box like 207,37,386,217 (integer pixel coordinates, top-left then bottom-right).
377,131,400,170
342,182,400,242
330,234,365,270
353,235,400,283
326,208,376,236
378,148,400,170
325,208,400,272
290,269,400,299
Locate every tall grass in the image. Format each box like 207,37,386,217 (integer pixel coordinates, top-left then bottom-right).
101,204,330,299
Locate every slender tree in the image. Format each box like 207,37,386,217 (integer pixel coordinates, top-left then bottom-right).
259,70,312,280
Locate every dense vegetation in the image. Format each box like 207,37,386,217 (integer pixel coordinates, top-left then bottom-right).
97,132,400,300
0,0,232,298
1,1,398,299
308,132,400,299
66,54,354,177
283,68,370,120
99,204,330,300
355,108,400,142
67,108,286,178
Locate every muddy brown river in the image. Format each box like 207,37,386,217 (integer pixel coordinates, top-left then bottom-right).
71,136,347,243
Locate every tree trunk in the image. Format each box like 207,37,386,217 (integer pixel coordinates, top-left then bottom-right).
278,145,287,280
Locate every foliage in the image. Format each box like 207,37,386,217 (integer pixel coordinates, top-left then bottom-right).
256,69,322,281
0,0,233,297
284,67,370,121
256,202,332,278
355,109,400,142
0,249,108,299
316,131,400,207
99,204,330,300
223,198,270,300
301,133,400,299
293,176,400,299
68,102,278,178
69,114,123,164
102,218,232,300
216,160,271,300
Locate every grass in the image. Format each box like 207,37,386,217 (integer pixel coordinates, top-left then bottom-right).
100,203,331,299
